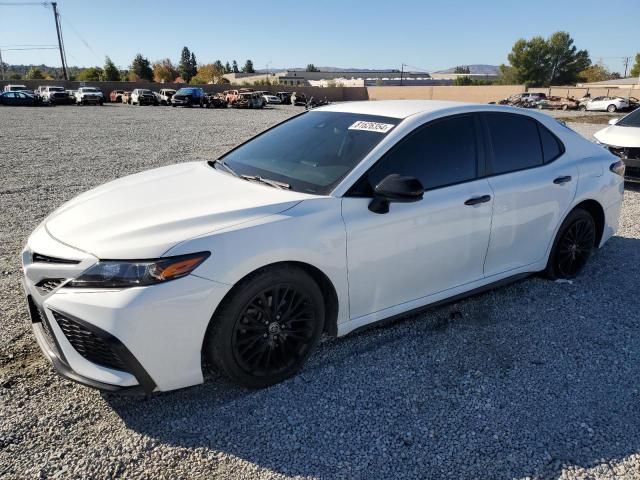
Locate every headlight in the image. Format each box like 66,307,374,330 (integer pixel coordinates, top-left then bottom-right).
67,252,210,288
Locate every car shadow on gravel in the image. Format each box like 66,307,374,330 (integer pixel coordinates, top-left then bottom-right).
107,236,640,479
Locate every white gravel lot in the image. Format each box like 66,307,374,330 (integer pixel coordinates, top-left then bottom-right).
0,104,639,480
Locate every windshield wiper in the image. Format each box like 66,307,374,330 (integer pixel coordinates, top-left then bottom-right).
240,174,290,190
211,159,239,177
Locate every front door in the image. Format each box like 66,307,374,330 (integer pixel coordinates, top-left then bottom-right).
342,114,494,320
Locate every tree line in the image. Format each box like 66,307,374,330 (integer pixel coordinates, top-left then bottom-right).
6,46,257,84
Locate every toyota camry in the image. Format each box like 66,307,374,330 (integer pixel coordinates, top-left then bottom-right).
22,100,624,393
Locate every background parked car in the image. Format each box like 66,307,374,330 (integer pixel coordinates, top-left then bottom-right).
535,96,579,111
291,92,308,106
34,85,69,105
260,92,281,105
579,96,629,112
74,87,104,105
130,88,159,106
205,93,228,108
157,88,176,105
0,91,47,106
109,90,125,103
171,87,207,107
3,84,27,92
276,91,292,105
232,91,264,109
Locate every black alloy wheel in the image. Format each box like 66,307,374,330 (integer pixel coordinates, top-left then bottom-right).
232,285,316,377
545,208,596,279
205,266,324,388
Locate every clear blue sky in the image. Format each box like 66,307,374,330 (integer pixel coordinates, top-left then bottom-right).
1,0,638,74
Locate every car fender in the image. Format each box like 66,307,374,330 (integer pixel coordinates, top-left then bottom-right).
164,197,350,326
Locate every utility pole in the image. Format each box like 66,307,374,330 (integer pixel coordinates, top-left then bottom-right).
400,63,405,86
622,56,631,77
51,2,68,80
0,48,5,80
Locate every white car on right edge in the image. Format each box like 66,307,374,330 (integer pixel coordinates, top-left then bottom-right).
579,96,629,112
595,108,640,181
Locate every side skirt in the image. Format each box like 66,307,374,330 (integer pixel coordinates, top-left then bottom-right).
346,272,532,336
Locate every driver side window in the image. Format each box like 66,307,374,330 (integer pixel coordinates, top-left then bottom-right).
352,114,479,195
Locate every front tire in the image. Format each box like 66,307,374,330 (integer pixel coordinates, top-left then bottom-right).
205,265,325,388
544,208,596,280
607,104,617,113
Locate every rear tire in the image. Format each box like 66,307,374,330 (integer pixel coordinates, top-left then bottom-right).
579,105,586,111
544,208,596,280
561,104,568,111
205,265,325,388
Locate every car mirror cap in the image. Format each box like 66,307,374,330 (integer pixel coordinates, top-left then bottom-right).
608,118,619,126
368,174,424,214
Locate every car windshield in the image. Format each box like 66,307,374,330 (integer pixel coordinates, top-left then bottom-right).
82,88,99,92
219,111,400,194
176,88,197,95
50,87,65,91
618,109,640,128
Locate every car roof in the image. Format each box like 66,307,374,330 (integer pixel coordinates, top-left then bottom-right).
314,100,473,119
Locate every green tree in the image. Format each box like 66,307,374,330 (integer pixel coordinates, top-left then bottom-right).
213,60,224,72
178,46,197,82
506,31,590,87
242,59,255,73
103,56,120,81
152,58,178,82
25,67,45,79
454,76,473,85
77,67,103,81
453,66,470,74
232,60,239,73
224,61,231,74
630,53,640,77
579,63,613,83
306,64,319,72
130,53,153,81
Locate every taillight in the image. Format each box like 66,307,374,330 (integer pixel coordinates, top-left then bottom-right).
610,160,626,176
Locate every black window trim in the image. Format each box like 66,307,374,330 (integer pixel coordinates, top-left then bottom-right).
345,112,485,198
480,111,566,178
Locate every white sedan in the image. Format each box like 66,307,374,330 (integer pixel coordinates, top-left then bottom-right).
579,96,630,112
22,101,624,393
594,108,640,181
262,94,282,105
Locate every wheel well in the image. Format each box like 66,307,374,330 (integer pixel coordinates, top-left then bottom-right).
573,199,605,246
212,261,339,338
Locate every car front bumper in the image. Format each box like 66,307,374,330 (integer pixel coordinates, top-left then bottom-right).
22,226,231,393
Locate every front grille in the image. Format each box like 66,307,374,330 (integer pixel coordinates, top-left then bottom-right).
32,252,80,265
51,311,130,373
35,278,66,295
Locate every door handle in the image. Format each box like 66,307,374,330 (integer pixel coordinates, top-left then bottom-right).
464,195,491,206
553,175,572,185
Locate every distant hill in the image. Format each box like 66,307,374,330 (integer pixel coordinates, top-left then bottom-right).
435,64,500,75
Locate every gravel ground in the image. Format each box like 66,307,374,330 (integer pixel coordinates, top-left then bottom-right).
1,104,639,480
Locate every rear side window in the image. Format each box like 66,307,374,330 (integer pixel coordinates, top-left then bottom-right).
485,113,543,174
538,123,563,163
362,114,478,192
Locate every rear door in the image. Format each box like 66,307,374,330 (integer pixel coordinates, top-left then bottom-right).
481,112,577,276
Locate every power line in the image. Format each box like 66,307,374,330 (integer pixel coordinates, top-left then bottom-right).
0,46,58,50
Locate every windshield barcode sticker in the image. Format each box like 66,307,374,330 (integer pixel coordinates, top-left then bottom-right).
348,121,395,133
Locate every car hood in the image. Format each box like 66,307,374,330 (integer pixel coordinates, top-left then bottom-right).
45,161,313,259
594,125,640,148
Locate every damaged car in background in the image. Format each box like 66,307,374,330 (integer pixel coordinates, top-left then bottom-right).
595,108,640,181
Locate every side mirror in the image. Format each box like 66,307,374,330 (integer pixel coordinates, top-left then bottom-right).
368,174,424,214
608,118,619,125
